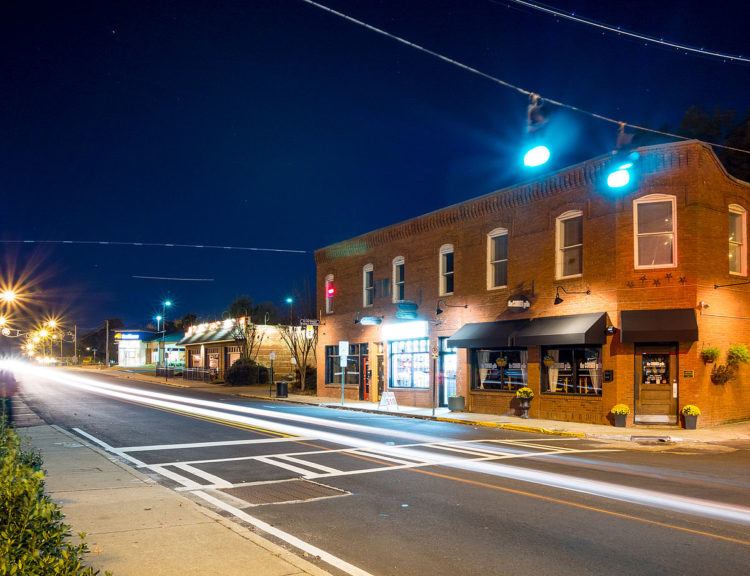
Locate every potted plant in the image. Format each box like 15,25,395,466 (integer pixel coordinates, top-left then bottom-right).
682,404,701,429
727,343,750,366
610,404,630,427
516,387,534,419
700,346,720,364
447,395,465,412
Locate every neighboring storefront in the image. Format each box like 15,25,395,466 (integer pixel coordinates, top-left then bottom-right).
114,330,155,367
145,333,186,367
314,141,750,426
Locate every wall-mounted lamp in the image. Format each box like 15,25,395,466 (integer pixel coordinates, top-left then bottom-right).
553,285,591,305
354,313,384,325
436,299,468,316
698,301,709,310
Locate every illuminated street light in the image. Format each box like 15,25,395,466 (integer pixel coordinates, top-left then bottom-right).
47,319,58,329
39,328,49,338
1,290,16,304
0,315,6,327
523,145,551,168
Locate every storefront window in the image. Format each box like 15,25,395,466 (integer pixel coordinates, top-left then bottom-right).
325,344,363,385
472,349,527,391
389,338,429,388
542,346,602,395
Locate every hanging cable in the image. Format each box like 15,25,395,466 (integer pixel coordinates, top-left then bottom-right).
502,0,750,64
299,0,750,156
0,239,307,254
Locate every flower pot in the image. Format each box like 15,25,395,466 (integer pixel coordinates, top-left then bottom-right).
613,413,627,427
518,398,531,419
448,396,465,412
683,414,698,430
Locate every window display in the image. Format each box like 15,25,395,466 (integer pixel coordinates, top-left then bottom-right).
473,349,527,391
641,353,669,385
389,338,430,388
542,347,602,395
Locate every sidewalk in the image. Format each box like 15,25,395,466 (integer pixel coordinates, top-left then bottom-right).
78,366,750,444
18,423,332,576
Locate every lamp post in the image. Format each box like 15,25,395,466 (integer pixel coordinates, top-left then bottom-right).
161,300,172,380
285,297,294,325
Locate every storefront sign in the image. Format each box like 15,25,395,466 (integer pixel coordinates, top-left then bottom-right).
115,332,141,340
378,391,399,411
339,340,349,368
683,370,694,378
300,319,320,326
381,320,428,341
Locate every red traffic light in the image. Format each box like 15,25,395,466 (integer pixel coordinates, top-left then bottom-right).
326,286,335,296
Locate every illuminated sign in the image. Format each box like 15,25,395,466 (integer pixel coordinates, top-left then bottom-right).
381,320,428,341
115,333,141,340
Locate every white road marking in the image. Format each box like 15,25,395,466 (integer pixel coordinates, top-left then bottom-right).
193,490,375,576
72,427,148,467
255,456,320,477
150,465,204,489
275,454,341,474
119,436,312,452
174,463,233,488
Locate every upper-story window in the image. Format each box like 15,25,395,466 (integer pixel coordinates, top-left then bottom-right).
324,274,335,314
634,194,677,269
393,256,405,302
439,244,454,296
729,204,747,276
487,228,508,289
363,264,374,307
556,211,583,279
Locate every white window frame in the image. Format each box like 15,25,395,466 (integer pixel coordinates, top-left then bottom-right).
324,273,334,314
555,210,583,280
439,244,454,296
729,204,747,276
633,194,677,270
486,228,508,290
392,256,405,303
362,263,374,307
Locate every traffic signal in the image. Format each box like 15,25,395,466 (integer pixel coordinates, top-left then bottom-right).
522,93,551,168
604,124,639,191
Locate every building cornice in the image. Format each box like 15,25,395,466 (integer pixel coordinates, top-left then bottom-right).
315,140,742,265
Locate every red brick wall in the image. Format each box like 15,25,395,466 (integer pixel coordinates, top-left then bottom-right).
315,142,750,425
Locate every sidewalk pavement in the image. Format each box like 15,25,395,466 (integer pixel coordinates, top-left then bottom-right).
17,423,332,576
75,366,750,444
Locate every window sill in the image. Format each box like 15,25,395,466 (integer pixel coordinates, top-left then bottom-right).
729,272,747,277
542,392,602,397
556,273,583,281
487,285,508,291
634,264,677,270
470,389,519,394
439,292,454,297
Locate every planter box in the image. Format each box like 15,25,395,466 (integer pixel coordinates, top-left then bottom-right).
683,414,698,430
448,396,465,412
613,413,627,427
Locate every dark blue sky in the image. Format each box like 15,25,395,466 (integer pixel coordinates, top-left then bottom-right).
2,0,748,329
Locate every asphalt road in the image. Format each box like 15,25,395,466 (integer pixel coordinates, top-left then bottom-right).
12,365,750,576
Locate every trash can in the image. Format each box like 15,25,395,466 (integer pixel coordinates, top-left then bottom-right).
276,381,288,398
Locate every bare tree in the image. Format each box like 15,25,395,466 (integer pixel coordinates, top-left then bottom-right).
277,325,317,391
230,317,265,360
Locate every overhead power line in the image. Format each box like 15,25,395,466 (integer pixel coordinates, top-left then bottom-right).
132,276,216,281
299,0,750,156
0,240,308,254
502,0,750,64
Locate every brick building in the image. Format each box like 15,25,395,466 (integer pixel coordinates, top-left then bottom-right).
314,141,750,426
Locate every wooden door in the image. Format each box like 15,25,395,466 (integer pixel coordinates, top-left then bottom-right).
635,344,678,423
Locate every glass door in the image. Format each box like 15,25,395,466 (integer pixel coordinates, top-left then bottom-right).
634,344,678,424
438,337,457,406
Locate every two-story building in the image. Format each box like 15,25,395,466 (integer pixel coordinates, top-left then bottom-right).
315,140,750,426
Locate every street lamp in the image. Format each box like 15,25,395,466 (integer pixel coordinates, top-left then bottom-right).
0,290,16,304
285,297,294,325
160,300,173,374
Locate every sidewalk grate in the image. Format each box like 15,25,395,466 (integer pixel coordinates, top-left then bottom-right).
220,480,349,506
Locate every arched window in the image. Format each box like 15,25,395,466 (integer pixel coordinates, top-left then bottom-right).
556,210,583,279
392,256,405,302
729,204,747,276
439,244,454,296
633,195,677,269
487,228,508,289
324,274,335,314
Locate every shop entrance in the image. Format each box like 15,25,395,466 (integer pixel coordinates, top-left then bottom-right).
438,337,457,407
634,344,678,424
360,355,370,401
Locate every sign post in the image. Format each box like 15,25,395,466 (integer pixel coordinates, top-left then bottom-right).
339,340,349,406
269,351,276,397
431,343,439,417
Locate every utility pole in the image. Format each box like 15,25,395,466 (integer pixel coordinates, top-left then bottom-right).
73,325,78,364
105,319,110,367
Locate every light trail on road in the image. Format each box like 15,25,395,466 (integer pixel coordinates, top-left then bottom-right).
8,360,750,529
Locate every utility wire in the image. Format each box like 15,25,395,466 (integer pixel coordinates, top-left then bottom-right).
132,276,216,282
0,239,308,254
502,0,750,64
299,0,750,156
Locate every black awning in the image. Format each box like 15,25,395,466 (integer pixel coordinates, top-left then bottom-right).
620,309,698,343
513,312,607,346
447,320,530,349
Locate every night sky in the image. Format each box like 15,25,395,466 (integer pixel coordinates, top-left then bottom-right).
2,0,748,330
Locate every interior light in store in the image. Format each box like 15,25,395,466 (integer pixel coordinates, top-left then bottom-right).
381,320,428,341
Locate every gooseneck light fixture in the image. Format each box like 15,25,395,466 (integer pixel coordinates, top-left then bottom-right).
435,299,468,316
553,286,591,305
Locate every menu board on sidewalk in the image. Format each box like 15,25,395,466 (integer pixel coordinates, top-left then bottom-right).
378,391,399,411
